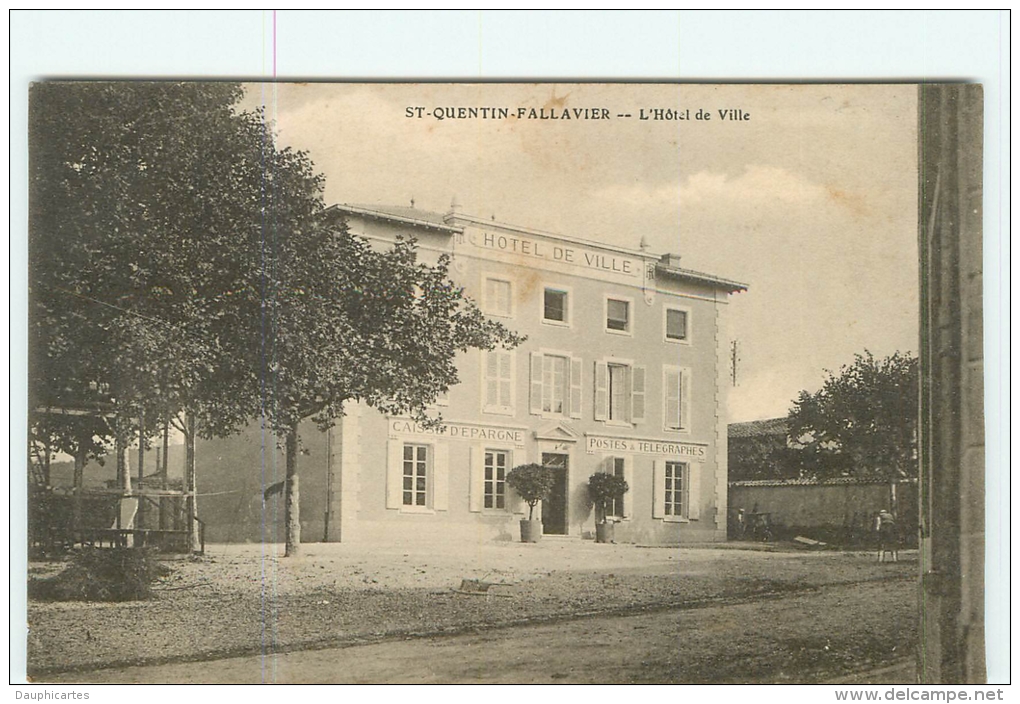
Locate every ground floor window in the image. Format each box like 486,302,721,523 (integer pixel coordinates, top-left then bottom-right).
664,461,688,518
484,450,508,510
608,457,626,518
402,444,429,507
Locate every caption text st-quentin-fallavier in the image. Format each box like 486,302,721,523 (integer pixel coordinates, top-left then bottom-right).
405,106,750,121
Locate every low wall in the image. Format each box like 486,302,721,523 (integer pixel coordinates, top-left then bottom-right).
728,479,918,545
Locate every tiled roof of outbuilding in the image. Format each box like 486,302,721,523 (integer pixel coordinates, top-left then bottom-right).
728,417,788,439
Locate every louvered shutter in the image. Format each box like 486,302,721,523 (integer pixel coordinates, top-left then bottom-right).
652,460,665,518
485,351,499,408
681,369,692,431
499,352,513,408
569,357,583,418
687,464,700,520
433,443,449,511
386,439,403,509
594,361,609,421
530,352,543,415
631,366,646,423
469,446,483,512
665,368,681,430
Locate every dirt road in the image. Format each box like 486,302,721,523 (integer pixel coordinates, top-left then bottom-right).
48,577,915,684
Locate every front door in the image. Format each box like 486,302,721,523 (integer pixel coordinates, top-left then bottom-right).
541,453,568,535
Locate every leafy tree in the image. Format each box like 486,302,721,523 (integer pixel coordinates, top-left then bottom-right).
29,82,286,546
29,81,524,558
258,208,524,555
786,351,918,481
506,464,555,521
586,472,629,525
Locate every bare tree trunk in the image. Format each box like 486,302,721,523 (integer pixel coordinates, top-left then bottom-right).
184,411,198,553
42,440,52,487
159,418,170,530
72,448,85,541
136,410,145,530
284,425,301,557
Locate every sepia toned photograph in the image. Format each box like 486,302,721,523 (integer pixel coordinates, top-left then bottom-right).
21,77,989,686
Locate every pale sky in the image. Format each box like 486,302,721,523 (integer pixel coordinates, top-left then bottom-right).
242,83,919,423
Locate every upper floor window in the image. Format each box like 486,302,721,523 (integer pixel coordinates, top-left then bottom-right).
665,307,690,343
542,354,568,415
529,351,582,418
608,364,629,422
543,287,569,325
483,350,514,415
605,297,632,334
483,276,513,318
663,366,692,432
594,360,645,424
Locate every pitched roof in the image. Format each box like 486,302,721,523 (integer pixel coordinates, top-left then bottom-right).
655,261,748,293
330,203,462,233
331,203,748,293
729,417,788,439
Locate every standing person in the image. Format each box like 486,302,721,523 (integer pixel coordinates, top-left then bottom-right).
875,509,898,563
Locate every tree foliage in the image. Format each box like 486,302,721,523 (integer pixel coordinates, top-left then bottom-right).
786,351,918,480
29,82,275,444
506,464,554,521
586,472,630,524
29,81,524,556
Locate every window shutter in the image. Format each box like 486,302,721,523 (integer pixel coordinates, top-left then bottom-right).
652,460,665,519
499,352,513,408
569,357,583,418
469,446,483,512
386,439,403,509
433,443,449,511
530,352,543,415
687,464,700,520
485,351,499,407
631,365,646,423
681,368,692,431
665,368,681,430
594,361,609,421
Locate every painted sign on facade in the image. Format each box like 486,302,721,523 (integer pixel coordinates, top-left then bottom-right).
389,418,527,447
460,228,642,279
585,435,708,462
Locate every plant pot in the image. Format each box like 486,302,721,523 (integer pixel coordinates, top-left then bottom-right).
520,519,542,543
595,522,615,544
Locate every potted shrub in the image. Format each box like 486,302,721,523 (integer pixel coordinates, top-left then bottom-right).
505,463,554,543
587,472,630,544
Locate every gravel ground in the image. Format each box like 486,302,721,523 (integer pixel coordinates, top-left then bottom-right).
25,541,916,678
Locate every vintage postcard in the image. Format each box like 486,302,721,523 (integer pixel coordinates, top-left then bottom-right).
25,82,984,684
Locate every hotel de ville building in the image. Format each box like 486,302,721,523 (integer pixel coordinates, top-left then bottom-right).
199,201,747,546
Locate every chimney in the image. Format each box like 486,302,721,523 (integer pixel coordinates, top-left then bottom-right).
660,253,683,268
444,195,461,223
